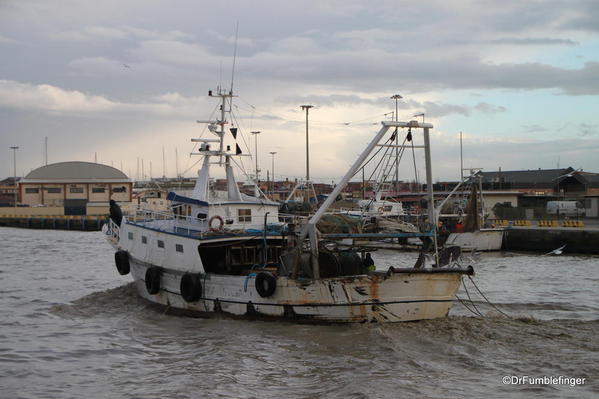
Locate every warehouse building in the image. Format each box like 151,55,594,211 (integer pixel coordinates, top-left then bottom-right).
18,161,132,214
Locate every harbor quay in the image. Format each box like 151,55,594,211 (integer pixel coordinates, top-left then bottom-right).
0,214,106,231
503,223,599,254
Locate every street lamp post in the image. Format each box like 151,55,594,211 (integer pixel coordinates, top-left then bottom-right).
300,105,313,182
269,151,277,195
9,146,19,210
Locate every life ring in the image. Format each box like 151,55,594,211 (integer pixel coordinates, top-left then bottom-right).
377,207,385,214
180,273,202,302
114,250,130,275
208,215,224,232
145,266,161,295
255,272,277,297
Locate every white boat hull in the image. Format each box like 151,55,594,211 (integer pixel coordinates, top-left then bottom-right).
445,229,504,251
127,257,465,323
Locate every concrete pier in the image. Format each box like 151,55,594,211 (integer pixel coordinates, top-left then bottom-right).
504,226,599,254
0,215,106,231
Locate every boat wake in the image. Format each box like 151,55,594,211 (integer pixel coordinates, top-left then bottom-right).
50,283,144,318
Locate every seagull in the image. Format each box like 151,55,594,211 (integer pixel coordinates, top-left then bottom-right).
544,244,566,256
122,63,130,69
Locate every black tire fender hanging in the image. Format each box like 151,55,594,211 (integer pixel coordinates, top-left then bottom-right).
145,267,161,295
114,250,130,275
255,272,277,297
180,273,202,302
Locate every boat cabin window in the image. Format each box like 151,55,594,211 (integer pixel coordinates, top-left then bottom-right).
238,209,251,222
175,244,184,253
384,205,393,212
196,213,207,219
141,235,147,244
128,232,133,240
157,240,165,249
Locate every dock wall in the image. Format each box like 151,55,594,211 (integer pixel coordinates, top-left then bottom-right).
504,227,599,254
0,215,106,231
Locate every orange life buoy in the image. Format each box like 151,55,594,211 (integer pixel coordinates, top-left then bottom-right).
208,215,224,232
377,207,385,214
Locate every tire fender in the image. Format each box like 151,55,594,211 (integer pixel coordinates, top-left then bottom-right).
114,250,130,275
255,272,277,297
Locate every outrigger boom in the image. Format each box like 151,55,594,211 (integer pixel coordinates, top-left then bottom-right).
295,120,437,279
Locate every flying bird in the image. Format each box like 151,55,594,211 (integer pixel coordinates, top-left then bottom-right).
544,245,566,256
122,63,130,68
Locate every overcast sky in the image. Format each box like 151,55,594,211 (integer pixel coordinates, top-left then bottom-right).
1,0,598,183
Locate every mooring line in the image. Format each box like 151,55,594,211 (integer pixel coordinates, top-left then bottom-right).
467,276,510,318
462,278,485,317
455,294,482,317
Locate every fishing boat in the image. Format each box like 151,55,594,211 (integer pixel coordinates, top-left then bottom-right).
103,87,474,323
440,177,505,251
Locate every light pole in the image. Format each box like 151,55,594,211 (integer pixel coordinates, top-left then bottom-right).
391,95,402,191
9,146,19,210
300,105,313,182
269,151,277,195
251,131,261,182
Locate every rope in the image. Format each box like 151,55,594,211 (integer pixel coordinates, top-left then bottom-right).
468,276,510,317
462,278,485,317
410,136,419,186
244,272,257,292
455,294,482,317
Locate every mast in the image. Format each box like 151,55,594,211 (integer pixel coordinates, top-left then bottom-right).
460,131,463,181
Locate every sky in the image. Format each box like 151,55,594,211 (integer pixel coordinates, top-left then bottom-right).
1,0,598,184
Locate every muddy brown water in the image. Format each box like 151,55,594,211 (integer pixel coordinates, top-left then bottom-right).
1,227,597,398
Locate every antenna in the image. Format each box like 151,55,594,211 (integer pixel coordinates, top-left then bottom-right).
175,147,179,178
230,21,239,94
162,146,166,178
44,136,48,165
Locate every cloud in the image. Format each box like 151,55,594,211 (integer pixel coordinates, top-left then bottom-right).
274,94,505,117
578,123,597,136
0,34,20,44
49,25,192,42
0,80,115,112
489,37,579,46
0,79,206,117
521,124,548,133
133,40,216,67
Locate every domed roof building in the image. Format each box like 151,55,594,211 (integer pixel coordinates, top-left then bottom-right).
19,161,132,212
23,161,129,181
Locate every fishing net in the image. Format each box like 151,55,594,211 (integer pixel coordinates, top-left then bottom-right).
316,214,363,234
